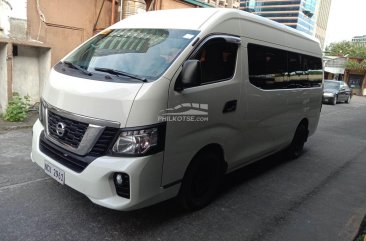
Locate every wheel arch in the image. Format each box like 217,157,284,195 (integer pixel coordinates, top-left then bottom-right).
186,143,228,175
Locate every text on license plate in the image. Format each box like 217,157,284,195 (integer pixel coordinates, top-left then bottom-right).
44,161,65,185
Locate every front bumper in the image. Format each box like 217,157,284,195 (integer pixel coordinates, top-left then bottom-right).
31,120,179,210
322,95,335,103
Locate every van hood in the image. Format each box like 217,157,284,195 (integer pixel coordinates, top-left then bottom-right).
42,69,143,128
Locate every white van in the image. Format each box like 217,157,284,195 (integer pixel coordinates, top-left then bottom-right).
31,8,323,211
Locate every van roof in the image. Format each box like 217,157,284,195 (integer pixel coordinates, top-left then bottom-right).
110,8,318,44
111,8,219,30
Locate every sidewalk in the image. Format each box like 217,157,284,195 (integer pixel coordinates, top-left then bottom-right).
0,111,38,131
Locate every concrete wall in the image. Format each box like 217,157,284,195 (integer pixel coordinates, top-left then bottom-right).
0,44,7,112
38,47,51,96
9,18,27,39
0,41,51,113
0,0,27,38
12,46,40,102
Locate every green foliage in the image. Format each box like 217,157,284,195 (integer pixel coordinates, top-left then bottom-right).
345,60,366,71
3,93,31,122
326,41,366,59
355,234,365,241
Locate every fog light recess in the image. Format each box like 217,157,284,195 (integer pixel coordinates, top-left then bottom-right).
113,172,130,199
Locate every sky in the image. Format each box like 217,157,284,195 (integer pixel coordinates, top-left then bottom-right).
325,0,366,47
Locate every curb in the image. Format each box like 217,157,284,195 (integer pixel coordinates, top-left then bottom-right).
0,125,33,132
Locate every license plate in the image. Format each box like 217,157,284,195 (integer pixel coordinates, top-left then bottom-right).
44,161,65,185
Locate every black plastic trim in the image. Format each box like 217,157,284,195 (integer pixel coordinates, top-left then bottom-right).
39,131,97,173
113,173,130,199
162,179,182,189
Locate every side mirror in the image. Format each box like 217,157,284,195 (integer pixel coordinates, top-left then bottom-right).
174,60,201,91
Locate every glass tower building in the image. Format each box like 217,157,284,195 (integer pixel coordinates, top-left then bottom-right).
240,0,317,35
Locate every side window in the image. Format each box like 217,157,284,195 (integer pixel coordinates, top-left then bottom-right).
248,44,287,89
192,38,238,84
248,43,323,89
306,56,322,87
287,52,308,88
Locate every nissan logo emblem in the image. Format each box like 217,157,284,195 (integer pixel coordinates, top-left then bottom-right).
56,122,66,137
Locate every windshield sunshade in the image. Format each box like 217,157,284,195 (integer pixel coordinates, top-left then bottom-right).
60,29,199,82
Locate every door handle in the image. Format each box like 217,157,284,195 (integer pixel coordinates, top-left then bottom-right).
223,100,237,113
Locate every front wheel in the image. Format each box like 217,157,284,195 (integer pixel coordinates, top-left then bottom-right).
332,95,337,105
178,151,224,211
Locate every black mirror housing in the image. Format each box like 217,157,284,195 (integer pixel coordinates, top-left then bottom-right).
175,60,201,91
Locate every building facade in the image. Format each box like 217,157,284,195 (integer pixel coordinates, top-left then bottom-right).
240,0,331,48
315,0,332,49
202,0,240,8
240,0,317,35
352,35,366,46
0,0,51,113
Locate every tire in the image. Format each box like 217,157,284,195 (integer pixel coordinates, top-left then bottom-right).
345,95,351,104
332,95,337,105
178,150,224,211
285,124,308,159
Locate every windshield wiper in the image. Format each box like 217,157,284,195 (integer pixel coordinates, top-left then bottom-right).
94,67,147,82
62,61,92,76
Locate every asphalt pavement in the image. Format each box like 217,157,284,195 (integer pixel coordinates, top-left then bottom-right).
1,96,366,241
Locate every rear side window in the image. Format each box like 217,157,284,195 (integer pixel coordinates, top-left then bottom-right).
248,43,322,89
246,45,286,89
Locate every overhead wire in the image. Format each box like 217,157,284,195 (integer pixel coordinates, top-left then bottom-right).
36,0,46,40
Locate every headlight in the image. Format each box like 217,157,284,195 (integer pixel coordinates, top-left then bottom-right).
323,92,334,97
112,124,166,156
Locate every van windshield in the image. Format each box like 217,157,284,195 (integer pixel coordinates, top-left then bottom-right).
62,29,199,81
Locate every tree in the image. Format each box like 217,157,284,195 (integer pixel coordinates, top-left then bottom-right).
326,41,366,71
325,41,366,59
345,60,366,72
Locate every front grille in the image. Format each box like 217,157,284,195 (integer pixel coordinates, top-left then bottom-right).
42,109,119,172
48,111,88,148
89,127,119,156
39,132,95,173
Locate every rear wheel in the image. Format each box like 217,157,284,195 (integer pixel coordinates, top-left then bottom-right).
178,150,224,211
285,123,308,159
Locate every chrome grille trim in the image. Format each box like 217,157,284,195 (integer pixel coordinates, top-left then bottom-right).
42,100,120,156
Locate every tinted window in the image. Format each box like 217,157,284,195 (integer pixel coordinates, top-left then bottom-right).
192,38,238,84
305,56,322,87
287,52,308,88
247,44,287,89
248,43,322,89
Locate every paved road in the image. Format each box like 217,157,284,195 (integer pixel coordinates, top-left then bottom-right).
1,96,366,241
